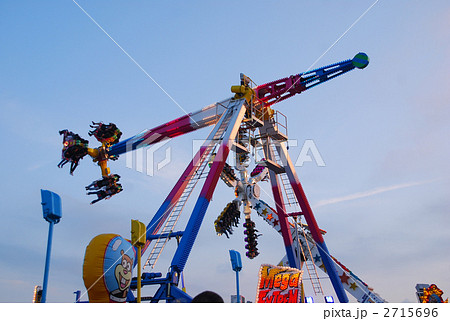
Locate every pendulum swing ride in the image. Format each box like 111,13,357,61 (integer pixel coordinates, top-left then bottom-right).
59,52,388,303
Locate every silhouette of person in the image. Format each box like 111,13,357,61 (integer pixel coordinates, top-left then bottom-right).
191,291,224,303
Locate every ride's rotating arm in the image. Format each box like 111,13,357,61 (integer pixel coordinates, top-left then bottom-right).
57,53,368,206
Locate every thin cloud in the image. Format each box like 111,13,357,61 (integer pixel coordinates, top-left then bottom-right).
314,179,439,208
27,160,54,171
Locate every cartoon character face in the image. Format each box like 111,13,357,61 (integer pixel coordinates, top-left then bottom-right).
114,250,133,291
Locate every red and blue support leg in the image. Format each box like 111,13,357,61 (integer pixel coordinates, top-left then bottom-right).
277,142,349,303
171,101,247,273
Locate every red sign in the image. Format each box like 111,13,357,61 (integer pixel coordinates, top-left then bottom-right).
256,264,303,303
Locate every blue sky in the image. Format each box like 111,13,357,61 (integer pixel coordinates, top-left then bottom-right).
1,0,449,303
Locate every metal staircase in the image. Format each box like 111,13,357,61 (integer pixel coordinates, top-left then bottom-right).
144,107,235,269
266,140,323,294
294,219,323,295
269,142,298,208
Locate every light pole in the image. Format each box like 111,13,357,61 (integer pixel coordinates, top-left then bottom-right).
229,250,242,303
40,190,62,303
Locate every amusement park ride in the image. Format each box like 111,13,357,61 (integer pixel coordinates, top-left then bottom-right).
59,52,394,303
